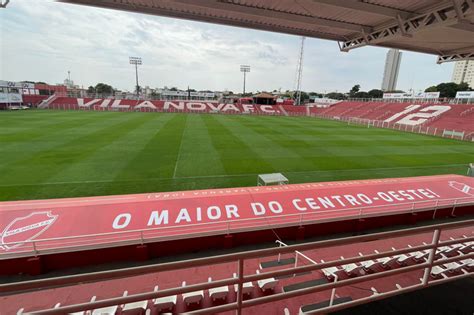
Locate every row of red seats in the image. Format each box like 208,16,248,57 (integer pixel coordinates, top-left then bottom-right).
311,101,474,134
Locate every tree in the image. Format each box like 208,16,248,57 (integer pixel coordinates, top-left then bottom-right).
282,90,293,98
169,87,178,91
151,91,160,99
458,82,472,91
298,91,310,101
385,90,405,93
436,83,458,97
326,92,346,100
424,82,472,98
349,84,360,97
368,89,383,98
87,86,95,94
94,83,114,95
354,91,370,99
309,92,323,98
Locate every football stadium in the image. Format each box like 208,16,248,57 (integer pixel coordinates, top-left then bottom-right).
1,1,474,315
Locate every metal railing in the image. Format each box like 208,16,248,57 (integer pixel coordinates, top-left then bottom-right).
5,219,473,315
1,196,473,260
315,114,474,142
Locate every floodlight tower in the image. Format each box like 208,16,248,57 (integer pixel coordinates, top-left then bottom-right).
129,56,142,99
295,37,305,105
240,65,250,95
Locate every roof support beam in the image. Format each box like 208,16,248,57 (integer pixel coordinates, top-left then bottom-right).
173,0,372,33
437,52,474,63
310,0,411,19
340,1,474,52
0,0,10,8
450,20,474,32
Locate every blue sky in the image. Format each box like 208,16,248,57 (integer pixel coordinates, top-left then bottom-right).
0,0,455,93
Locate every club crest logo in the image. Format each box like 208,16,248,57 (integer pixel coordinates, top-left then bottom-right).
0,211,58,251
448,181,474,197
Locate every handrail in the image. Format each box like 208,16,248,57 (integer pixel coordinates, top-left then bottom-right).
317,114,473,142
1,196,472,259
2,219,473,294
304,272,469,314
16,219,474,315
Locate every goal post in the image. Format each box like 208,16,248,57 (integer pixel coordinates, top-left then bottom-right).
468,163,474,177
257,173,289,186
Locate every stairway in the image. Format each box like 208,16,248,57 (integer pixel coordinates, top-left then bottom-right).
37,94,57,109
279,105,289,116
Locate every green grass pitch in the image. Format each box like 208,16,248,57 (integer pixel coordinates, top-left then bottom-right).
1,110,473,201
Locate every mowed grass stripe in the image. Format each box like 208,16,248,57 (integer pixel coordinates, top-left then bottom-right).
173,115,227,177
0,113,157,186
203,114,276,175
44,113,173,184
112,114,187,181
0,111,137,163
0,110,100,138
223,115,318,171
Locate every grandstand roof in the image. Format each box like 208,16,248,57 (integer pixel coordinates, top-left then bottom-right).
60,0,474,63
254,92,276,98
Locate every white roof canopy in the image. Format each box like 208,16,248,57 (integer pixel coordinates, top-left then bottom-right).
59,0,474,63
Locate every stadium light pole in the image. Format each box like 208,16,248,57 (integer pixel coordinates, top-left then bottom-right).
129,57,142,99
240,65,250,95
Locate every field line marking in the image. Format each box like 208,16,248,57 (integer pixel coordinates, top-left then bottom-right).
0,163,467,187
173,115,188,179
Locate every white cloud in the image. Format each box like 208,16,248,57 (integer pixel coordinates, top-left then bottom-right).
0,0,454,93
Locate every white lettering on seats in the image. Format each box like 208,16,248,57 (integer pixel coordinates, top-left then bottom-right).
260,105,276,113
164,101,184,110
225,205,240,218
147,210,169,226
135,101,156,109
99,99,111,108
113,213,131,229
77,98,102,107
384,105,420,122
207,103,225,111
110,100,130,109
223,104,240,112
187,103,206,111
396,105,451,126
242,104,255,112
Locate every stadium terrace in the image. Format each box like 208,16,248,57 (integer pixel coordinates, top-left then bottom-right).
2,0,474,313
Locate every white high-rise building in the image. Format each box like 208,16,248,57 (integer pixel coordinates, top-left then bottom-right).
452,60,474,88
381,49,402,91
